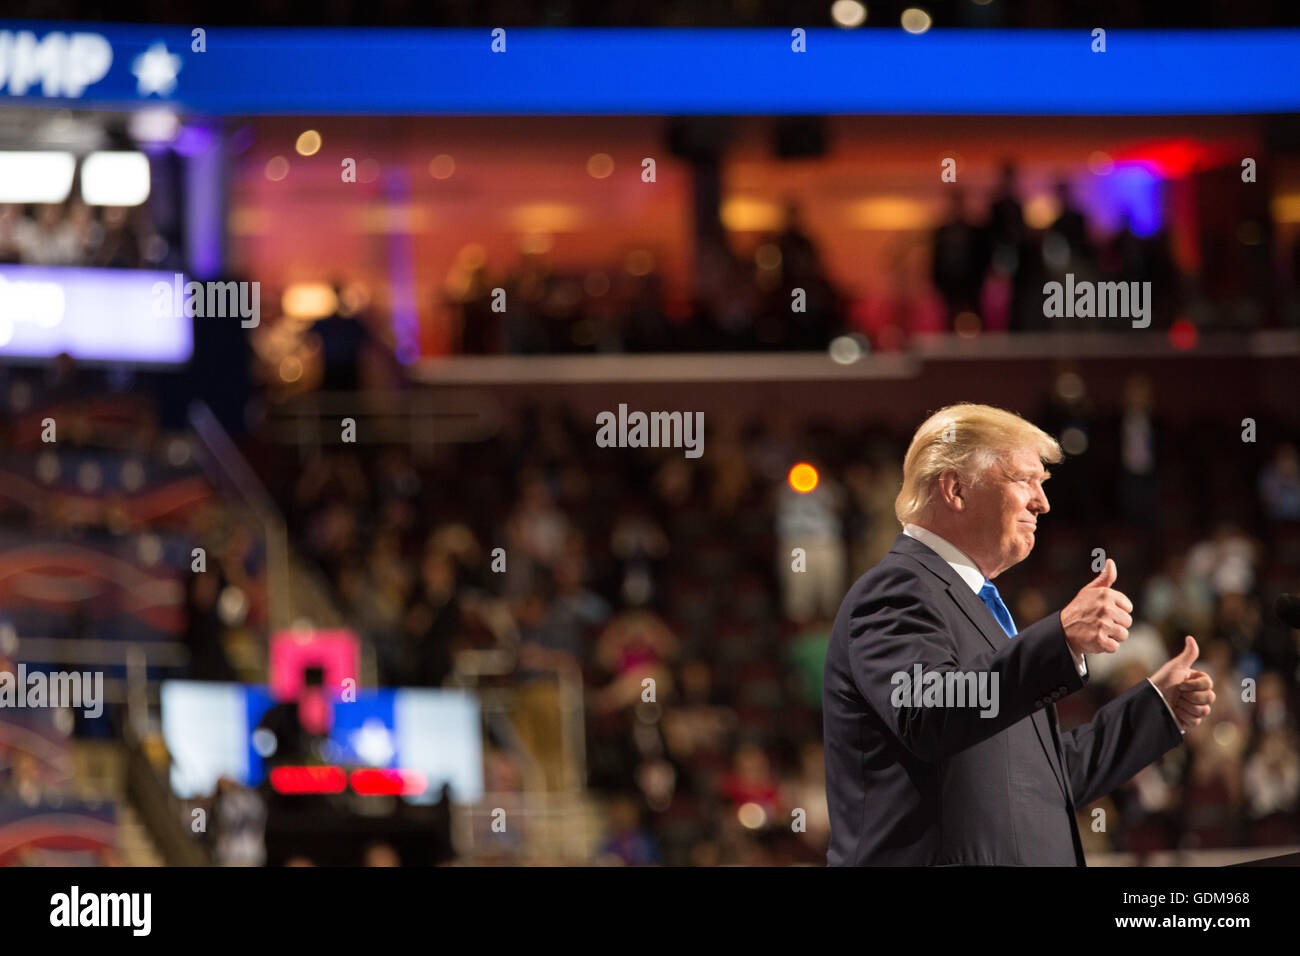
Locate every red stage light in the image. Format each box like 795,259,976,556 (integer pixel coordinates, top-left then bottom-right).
269,765,348,794
1112,139,1234,179
1169,319,1198,351
350,769,429,796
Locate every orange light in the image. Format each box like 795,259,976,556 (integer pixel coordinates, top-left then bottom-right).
789,463,819,493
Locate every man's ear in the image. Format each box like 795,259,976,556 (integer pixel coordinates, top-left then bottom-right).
938,469,964,510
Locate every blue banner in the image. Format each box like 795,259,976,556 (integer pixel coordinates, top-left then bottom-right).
1,23,1299,115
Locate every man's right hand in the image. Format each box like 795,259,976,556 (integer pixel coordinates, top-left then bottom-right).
1061,558,1133,656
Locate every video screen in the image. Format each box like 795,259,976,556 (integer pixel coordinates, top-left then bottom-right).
160,680,483,803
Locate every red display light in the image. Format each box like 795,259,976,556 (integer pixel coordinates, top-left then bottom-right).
350,768,429,796
269,765,348,794
1169,319,1199,350
1112,138,1235,179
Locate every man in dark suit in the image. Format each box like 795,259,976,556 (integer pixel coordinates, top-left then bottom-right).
823,403,1216,865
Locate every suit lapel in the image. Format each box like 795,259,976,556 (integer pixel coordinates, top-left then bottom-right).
891,534,1072,801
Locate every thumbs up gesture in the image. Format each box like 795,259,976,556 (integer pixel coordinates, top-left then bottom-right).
1150,636,1215,732
1061,558,1134,656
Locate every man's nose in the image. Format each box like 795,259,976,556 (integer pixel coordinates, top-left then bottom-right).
1030,484,1049,514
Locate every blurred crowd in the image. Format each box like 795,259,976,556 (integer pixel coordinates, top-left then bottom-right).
0,363,270,864
452,203,845,354
439,165,1300,357
0,202,168,269
270,379,1300,864
931,165,1185,332
0,362,268,712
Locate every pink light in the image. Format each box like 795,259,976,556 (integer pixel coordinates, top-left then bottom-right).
269,629,360,703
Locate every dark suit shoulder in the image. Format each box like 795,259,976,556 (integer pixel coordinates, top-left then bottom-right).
848,544,934,594
836,548,951,643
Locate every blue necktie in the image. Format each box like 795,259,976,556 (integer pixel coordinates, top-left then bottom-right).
979,581,1018,639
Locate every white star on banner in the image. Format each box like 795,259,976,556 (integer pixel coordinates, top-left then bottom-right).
132,42,182,97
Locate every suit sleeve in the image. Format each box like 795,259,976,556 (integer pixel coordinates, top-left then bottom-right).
1059,678,1184,808
847,561,1085,763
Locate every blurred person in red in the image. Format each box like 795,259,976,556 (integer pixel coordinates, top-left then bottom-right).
719,743,782,823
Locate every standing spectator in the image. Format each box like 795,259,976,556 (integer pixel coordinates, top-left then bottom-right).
312,287,372,392
775,200,821,284
931,189,984,328
400,546,460,687
93,206,142,268
1244,729,1300,821
504,471,571,599
0,204,21,263
551,552,611,643
510,571,585,792
182,563,236,682
1143,554,1215,644
985,162,1034,331
1118,374,1160,528
15,204,80,265
212,777,267,866
1259,444,1300,521
456,263,503,353
1047,179,1093,265
609,505,669,607
775,473,846,624
1187,523,1260,597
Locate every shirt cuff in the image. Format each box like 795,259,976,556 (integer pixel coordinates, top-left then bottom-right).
1147,677,1185,735
1069,645,1087,677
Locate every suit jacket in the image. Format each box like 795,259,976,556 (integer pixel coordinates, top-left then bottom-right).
823,532,1183,865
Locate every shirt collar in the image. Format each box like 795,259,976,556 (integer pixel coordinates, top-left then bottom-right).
903,523,987,594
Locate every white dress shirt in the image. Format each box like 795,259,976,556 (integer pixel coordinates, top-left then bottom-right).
902,524,1186,734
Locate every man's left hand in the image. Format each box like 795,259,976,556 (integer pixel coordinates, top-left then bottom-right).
1149,635,1216,733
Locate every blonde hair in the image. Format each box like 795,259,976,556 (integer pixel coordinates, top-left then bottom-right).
894,403,1062,527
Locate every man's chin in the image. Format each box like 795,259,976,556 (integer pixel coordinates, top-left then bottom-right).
1009,538,1034,566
